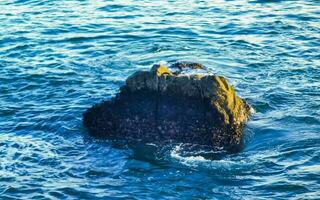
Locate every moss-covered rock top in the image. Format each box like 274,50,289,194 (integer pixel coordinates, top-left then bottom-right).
124,62,251,127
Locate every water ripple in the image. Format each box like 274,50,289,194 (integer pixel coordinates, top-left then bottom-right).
0,0,320,199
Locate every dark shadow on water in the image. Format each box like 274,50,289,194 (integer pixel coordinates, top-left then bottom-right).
89,136,230,163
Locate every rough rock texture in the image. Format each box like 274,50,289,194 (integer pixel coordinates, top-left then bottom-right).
83,62,251,152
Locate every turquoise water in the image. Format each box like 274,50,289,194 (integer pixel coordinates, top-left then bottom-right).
1,0,320,199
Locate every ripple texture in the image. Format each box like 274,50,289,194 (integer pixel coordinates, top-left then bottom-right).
0,0,320,199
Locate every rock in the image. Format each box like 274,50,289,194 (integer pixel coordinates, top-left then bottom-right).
83,62,251,152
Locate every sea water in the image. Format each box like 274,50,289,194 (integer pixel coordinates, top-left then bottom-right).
0,0,319,199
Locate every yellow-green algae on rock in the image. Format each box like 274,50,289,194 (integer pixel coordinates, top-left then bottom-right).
83,62,251,152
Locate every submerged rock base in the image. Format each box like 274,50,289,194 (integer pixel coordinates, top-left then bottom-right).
83,62,251,152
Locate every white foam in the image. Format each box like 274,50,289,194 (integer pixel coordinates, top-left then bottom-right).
170,144,209,167
169,144,281,171
158,61,168,66
250,106,256,114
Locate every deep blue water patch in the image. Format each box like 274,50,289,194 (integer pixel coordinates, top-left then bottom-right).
0,0,319,199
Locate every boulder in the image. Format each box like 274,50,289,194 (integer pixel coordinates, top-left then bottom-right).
83,62,251,152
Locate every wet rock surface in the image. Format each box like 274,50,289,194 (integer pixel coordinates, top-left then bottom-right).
83,62,251,152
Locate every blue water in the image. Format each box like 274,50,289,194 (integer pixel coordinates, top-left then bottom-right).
1,0,319,199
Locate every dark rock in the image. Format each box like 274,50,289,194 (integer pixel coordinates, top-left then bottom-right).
83,62,251,152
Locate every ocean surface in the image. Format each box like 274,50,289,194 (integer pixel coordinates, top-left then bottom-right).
0,0,319,199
